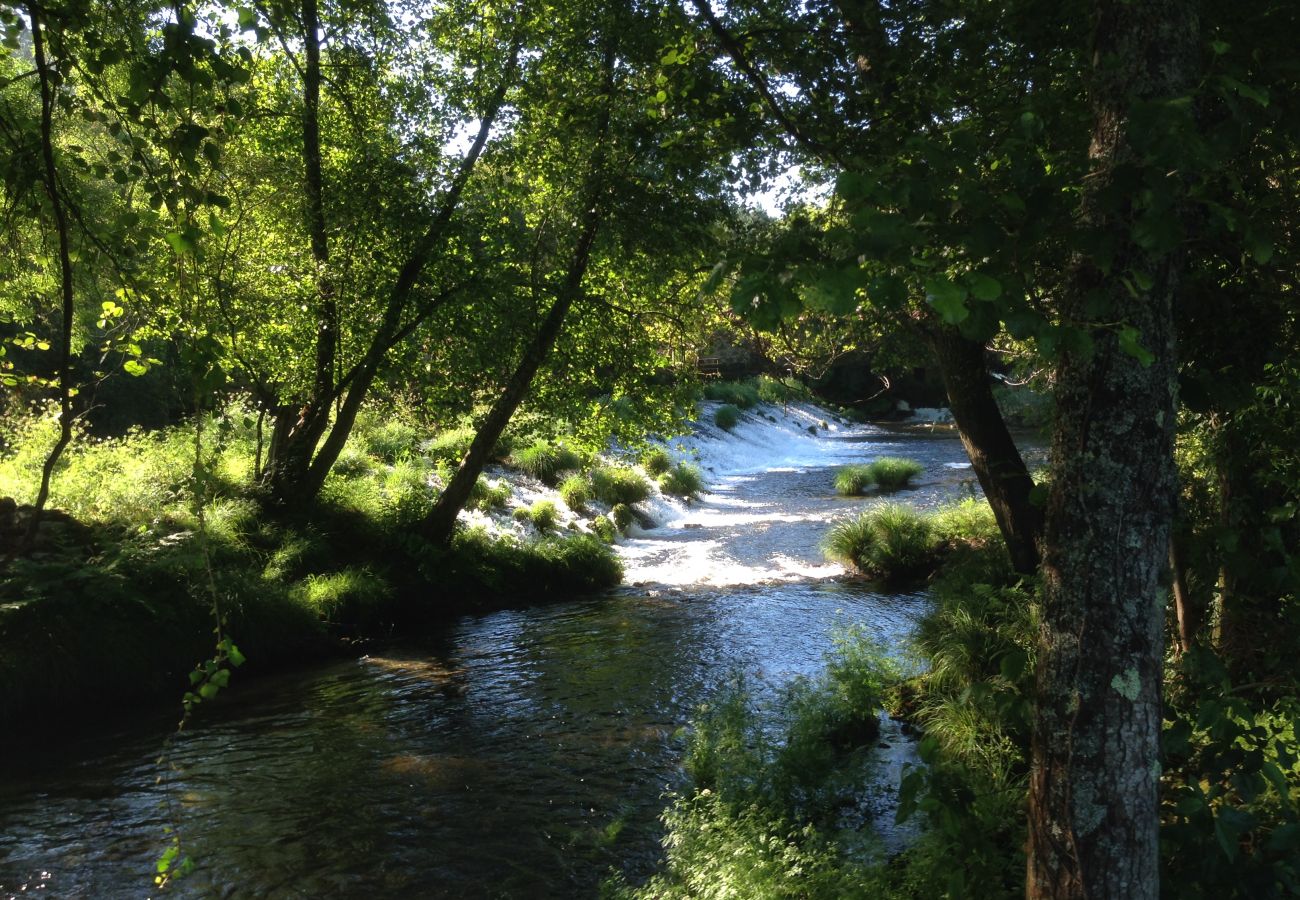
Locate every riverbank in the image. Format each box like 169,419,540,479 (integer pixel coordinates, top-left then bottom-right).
0,396,890,737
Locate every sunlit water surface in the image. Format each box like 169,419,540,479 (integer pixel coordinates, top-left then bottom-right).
0,417,1012,898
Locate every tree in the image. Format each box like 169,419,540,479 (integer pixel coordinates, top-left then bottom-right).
1027,1,1198,895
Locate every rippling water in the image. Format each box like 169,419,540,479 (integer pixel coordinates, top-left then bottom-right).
0,418,1007,899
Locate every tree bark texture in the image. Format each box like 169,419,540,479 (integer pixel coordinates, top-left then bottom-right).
926,326,1042,574
1027,2,1198,898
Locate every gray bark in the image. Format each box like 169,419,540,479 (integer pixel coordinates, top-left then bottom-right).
1027,1,1198,897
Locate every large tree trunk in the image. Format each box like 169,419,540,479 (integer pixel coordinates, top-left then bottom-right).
925,326,1042,573
1027,2,1197,897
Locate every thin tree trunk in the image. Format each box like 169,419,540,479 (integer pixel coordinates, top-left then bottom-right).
1170,533,1195,654
925,326,1042,573
22,2,76,551
422,39,616,547
1027,2,1197,897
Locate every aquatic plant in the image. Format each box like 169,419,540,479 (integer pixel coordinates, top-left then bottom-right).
641,446,672,477
823,503,936,580
559,474,591,512
833,464,874,496
868,457,924,490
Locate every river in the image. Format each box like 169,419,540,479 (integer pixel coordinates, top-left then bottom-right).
0,407,989,898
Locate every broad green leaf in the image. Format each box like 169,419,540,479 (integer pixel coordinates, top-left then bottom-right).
1118,325,1155,367
966,272,1002,301
924,276,969,324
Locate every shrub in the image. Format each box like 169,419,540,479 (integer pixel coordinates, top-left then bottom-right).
714,404,741,431
703,380,760,409
868,456,924,490
641,446,672,477
823,503,936,580
589,466,651,505
833,464,874,496
468,476,511,512
659,462,704,498
558,474,590,512
513,441,585,486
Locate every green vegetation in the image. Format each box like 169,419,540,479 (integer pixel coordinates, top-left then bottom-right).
0,413,622,727
467,477,512,513
703,380,760,409
833,464,875,496
618,630,898,899
610,503,635,534
591,515,617,544
640,447,673,477
558,475,591,512
513,441,587,487
868,457,925,490
589,466,651,506
824,499,1003,583
713,404,741,432
755,375,813,405
658,463,705,499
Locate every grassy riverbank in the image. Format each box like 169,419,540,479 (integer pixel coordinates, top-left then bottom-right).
0,407,629,733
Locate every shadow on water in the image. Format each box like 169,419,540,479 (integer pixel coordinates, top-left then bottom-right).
0,424,1007,898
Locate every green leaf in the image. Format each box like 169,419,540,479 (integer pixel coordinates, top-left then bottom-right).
868,274,907,311
966,272,1002,301
227,643,247,667
198,682,220,700
164,231,196,256
123,359,149,376
1220,76,1269,108
924,276,969,324
1118,326,1155,366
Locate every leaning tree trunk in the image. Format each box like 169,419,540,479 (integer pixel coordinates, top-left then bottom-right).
1027,2,1198,897
925,326,1042,573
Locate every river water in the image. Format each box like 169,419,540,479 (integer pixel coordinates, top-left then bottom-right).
0,407,987,899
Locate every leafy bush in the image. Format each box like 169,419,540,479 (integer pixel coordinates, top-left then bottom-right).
512,441,585,486
868,456,924,490
823,503,936,580
703,380,760,409
641,446,673,477
559,474,590,512
833,464,875,496
659,462,704,498
713,404,741,431
590,466,651,505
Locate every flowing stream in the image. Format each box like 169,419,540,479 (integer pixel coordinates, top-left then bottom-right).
0,408,995,899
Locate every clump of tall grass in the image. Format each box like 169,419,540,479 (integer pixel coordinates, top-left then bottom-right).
426,426,476,465
589,466,650,505
754,374,811,405
641,446,673,477
591,515,617,543
428,527,623,599
513,499,559,532
868,456,924,490
833,464,874,496
467,476,511,512
823,503,936,581
292,567,391,626
658,462,704,499
713,404,741,431
703,380,760,409
512,440,585,486
558,474,590,512
610,502,634,533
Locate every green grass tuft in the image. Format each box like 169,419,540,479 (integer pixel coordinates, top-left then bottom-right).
868,456,924,490
512,441,586,486
713,404,741,431
823,503,937,580
468,476,512,512
610,502,634,533
558,474,591,512
659,462,704,498
703,380,760,409
833,464,875,496
589,466,651,506
641,447,672,477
